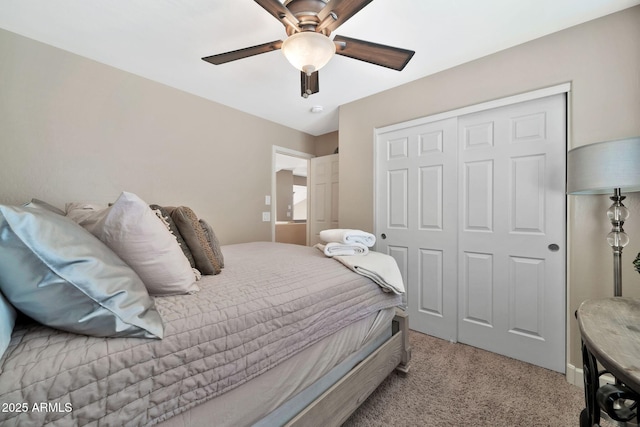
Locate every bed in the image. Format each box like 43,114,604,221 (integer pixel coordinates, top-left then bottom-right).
0,235,410,426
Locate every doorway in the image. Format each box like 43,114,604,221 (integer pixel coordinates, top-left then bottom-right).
272,147,314,245
375,88,568,372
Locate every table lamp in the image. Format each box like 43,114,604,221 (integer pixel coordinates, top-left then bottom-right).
567,137,640,296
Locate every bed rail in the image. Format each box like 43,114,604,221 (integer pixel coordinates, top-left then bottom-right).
286,308,411,427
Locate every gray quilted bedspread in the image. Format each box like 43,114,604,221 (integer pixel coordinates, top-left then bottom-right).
0,242,401,426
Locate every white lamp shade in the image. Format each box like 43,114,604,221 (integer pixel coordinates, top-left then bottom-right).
567,137,640,195
281,32,336,76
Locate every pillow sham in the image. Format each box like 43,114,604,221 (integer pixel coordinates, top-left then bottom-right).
199,218,224,268
24,198,66,215
65,201,109,228
80,192,199,296
0,291,17,363
170,206,221,275
150,204,196,269
0,204,163,339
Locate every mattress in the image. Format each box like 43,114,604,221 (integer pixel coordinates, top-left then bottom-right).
157,307,396,427
0,242,402,426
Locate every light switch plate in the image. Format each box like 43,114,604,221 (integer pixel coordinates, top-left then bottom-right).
262,212,270,222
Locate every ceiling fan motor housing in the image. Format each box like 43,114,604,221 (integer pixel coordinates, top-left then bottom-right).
284,0,330,34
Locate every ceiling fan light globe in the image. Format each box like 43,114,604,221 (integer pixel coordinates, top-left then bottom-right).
281,32,335,74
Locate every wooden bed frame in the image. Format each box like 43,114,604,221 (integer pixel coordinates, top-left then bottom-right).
286,308,411,426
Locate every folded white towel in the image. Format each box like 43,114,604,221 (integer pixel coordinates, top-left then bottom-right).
315,242,369,257
333,251,405,295
319,229,376,247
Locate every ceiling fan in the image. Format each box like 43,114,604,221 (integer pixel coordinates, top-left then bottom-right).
202,0,415,98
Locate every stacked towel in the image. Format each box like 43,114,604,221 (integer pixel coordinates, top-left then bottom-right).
334,251,405,295
315,243,369,257
319,229,376,250
313,245,404,294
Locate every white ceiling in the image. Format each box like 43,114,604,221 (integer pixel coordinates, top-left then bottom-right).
276,153,308,177
1,0,638,136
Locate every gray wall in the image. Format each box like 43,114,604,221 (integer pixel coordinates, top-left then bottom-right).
276,170,294,221
0,28,316,245
314,131,339,156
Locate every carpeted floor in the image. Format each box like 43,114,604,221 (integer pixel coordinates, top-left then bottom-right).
343,330,591,427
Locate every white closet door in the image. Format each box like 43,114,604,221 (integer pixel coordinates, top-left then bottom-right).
375,93,566,372
457,94,566,372
375,118,458,341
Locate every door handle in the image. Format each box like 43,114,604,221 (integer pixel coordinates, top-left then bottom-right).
381,233,387,240
548,243,559,252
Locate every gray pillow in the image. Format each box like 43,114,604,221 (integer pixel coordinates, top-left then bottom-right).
150,204,196,268
0,204,164,339
0,291,16,363
170,206,221,275
199,219,224,268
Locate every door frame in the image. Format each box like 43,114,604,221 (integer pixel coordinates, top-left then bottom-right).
373,82,572,367
272,146,314,243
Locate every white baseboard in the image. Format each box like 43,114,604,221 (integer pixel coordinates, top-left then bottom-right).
566,363,584,388
566,363,615,389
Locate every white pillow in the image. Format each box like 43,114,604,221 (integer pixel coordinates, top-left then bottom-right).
71,192,198,296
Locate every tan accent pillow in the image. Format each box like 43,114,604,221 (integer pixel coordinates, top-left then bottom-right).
199,219,224,268
170,206,221,275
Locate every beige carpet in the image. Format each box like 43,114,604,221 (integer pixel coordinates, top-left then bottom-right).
343,330,590,427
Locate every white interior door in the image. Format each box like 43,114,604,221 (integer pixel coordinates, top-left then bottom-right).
375,93,566,372
375,118,458,341
457,94,566,372
309,154,339,246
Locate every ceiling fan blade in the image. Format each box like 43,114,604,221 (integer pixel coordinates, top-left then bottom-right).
301,70,319,98
202,40,283,65
254,0,299,30
317,0,373,33
333,35,415,71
